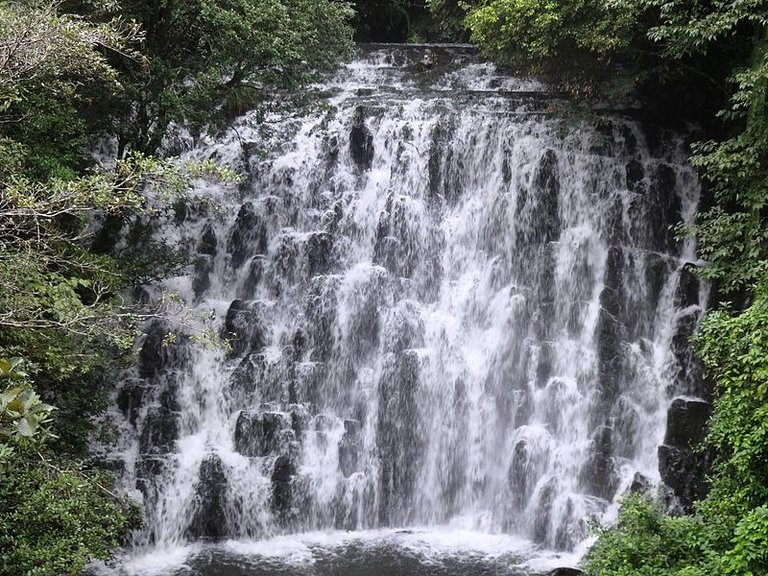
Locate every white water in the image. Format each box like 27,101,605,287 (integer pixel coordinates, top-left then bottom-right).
100,45,705,573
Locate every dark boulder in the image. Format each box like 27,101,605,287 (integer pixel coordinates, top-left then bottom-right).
349,106,374,171
629,471,652,495
339,419,362,477
116,378,148,426
198,223,218,256
377,351,423,524
192,256,213,298
234,410,292,457
676,262,700,308
533,476,557,543
223,299,265,357
625,159,645,193
241,256,265,298
508,439,531,510
658,444,709,512
271,454,296,516
549,569,583,576
305,232,334,277
138,320,192,379
138,320,170,378
139,406,179,455
228,202,267,269
234,411,264,457
646,163,682,253
659,397,713,511
664,397,711,449
187,453,228,540
516,149,561,246
580,425,618,501
134,456,167,497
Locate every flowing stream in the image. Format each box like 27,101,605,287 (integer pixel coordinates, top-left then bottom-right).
98,45,707,575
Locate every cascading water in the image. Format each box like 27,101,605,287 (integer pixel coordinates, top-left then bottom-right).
101,45,708,574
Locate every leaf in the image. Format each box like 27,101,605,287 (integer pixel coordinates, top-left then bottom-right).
16,417,34,437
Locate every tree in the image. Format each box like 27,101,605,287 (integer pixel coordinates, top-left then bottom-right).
85,0,354,156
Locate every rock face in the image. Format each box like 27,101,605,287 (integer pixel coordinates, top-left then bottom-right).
228,202,267,269
187,454,229,540
223,299,265,357
658,397,712,510
109,45,706,554
349,106,374,171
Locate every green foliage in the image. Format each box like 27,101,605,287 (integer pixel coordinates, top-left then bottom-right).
90,0,354,155
0,359,55,465
0,0,353,573
586,290,768,576
584,494,710,576
0,456,140,576
462,0,641,77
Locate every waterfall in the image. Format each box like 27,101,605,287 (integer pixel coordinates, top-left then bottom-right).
103,44,706,572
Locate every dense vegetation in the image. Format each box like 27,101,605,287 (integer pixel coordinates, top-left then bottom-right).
3,0,768,573
0,1,351,573
423,1,768,575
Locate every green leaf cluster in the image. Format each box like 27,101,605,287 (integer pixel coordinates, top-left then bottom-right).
0,0,353,571
0,456,140,576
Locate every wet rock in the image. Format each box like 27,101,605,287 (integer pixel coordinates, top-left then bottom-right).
659,397,712,510
373,193,418,278
644,253,671,312
305,232,334,277
549,569,583,576
612,397,640,458
138,320,169,378
664,397,710,449
187,453,228,540
596,308,622,405
271,454,296,516
263,412,293,454
646,163,682,252
596,247,625,405
192,256,213,298
629,471,652,495
580,425,618,501
345,286,381,361
509,440,530,510
377,351,423,523
116,378,148,426
139,320,191,379
535,342,555,388
228,202,267,269
382,301,424,353
533,476,557,543
293,361,326,406
241,256,265,297
428,119,464,205
139,406,179,454
625,159,645,193
234,410,292,457
670,310,707,398
516,149,561,245
223,299,265,357
658,443,709,511
135,455,166,496
234,411,264,457
304,277,339,362
349,107,374,171
676,262,700,308
339,419,362,477
198,224,218,256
